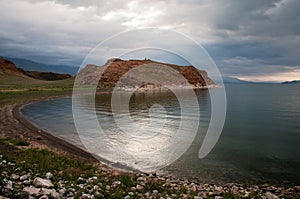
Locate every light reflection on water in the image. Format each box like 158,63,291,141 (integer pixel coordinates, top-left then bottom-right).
22,84,300,185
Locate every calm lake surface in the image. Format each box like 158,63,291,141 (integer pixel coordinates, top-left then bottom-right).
22,84,300,185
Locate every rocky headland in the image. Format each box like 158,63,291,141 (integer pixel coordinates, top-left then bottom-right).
78,58,215,90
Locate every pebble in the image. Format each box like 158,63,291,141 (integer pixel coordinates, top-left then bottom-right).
78,177,85,183
20,174,30,181
59,188,66,196
45,172,54,179
136,184,144,190
10,174,19,180
112,180,121,187
39,195,48,199
50,189,60,199
265,191,279,199
23,186,40,195
295,186,300,192
5,181,13,190
33,177,54,188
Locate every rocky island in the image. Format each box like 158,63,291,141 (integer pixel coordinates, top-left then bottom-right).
78,58,215,90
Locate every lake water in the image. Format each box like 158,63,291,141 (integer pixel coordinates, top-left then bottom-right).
21,84,300,185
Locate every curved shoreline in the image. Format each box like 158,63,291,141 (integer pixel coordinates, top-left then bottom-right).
0,97,98,164
1,96,143,175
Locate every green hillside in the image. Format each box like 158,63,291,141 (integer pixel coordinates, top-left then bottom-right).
0,73,74,90
0,73,74,107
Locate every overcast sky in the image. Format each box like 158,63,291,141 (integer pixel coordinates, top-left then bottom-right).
0,0,300,82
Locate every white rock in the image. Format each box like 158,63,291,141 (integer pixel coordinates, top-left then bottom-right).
50,189,60,199
41,188,52,195
87,176,97,183
214,185,223,192
265,192,279,199
93,185,99,190
33,177,54,188
137,177,146,181
78,177,85,183
194,196,202,199
5,180,13,190
112,181,121,186
45,172,54,179
128,192,134,196
23,180,31,185
59,188,66,196
23,186,40,195
10,174,19,180
136,184,144,190
39,195,48,199
20,174,30,181
78,184,84,189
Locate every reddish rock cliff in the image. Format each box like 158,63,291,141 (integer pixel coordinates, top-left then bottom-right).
0,58,26,76
79,59,215,88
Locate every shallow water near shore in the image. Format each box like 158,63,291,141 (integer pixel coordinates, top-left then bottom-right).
21,84,300,185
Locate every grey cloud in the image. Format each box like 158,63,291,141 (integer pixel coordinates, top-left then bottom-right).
0,0,299,79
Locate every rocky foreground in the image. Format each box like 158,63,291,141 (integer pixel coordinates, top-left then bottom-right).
1,153,300,199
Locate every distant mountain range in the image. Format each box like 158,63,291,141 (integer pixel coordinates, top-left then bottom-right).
221,76,255,84
1,57,79,76
282,80,300,84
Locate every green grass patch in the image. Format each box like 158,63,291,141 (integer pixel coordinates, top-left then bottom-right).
0,141,96,183
0,137,29,146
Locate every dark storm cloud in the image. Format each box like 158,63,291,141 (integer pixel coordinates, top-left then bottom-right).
0,0,299,81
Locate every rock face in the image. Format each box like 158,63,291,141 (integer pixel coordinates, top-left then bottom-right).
79,58,215,89
0,58,25,76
